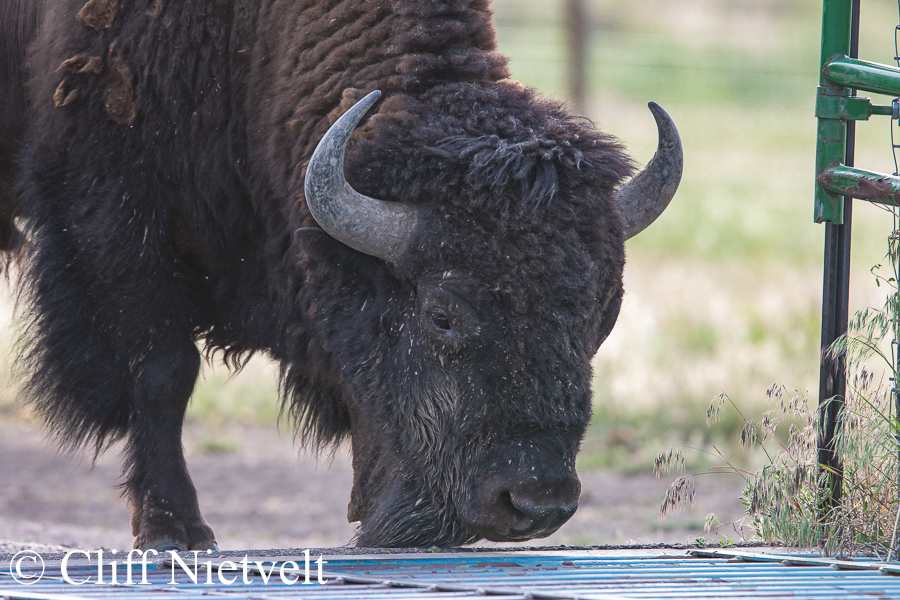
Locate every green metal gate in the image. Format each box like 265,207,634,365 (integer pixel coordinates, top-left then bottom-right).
815,0,900,514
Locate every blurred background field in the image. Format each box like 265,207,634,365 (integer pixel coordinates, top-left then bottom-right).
495,0,900,474
4,0,900,547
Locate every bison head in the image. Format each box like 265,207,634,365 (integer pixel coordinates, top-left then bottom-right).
299,86,681,546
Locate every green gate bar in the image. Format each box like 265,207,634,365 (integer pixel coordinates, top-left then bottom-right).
816,44,900,222
823,56,900,98
818,165,900,207
815,0,853,225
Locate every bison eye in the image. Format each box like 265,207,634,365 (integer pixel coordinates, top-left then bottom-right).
428,310,453,334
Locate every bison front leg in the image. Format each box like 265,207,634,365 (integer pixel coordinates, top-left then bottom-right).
125,339,217,552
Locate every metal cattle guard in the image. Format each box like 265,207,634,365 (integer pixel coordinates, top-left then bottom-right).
815,0,900,514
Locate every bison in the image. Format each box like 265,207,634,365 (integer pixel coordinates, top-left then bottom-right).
0,0,681,550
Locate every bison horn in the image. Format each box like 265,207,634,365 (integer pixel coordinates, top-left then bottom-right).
615,102,683,240
304,90,419,264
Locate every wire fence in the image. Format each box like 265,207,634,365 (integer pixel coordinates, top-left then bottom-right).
889,0,900,560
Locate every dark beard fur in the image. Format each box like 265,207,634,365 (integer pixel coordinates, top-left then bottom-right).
354,482,478,548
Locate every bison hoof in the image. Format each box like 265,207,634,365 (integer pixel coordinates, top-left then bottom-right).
133,518,218,552
150,540,220,553
149,540,187,553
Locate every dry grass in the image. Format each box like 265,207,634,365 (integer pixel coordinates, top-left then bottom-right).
656,221,900,555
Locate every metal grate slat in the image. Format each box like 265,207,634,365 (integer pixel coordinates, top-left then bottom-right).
3,548,900,599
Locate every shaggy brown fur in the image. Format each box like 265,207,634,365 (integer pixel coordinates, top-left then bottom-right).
0,0,44,250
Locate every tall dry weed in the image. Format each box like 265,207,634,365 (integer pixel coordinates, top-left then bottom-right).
657,234,900,558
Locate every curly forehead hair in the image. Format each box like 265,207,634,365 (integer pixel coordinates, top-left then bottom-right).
346,83,635,216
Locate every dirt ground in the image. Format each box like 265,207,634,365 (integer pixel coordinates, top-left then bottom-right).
0,418,750,553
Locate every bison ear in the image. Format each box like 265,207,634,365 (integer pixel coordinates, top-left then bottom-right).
614,102,683,240
304,90,420,264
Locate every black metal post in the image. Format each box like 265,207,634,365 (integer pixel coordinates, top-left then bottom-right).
818,203,851,514
817,0,859,517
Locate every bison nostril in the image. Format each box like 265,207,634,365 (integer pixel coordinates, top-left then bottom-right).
508,492,575,523
498,490,533,530
509,494,545,520
506,474,580,531
472,471,581,541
